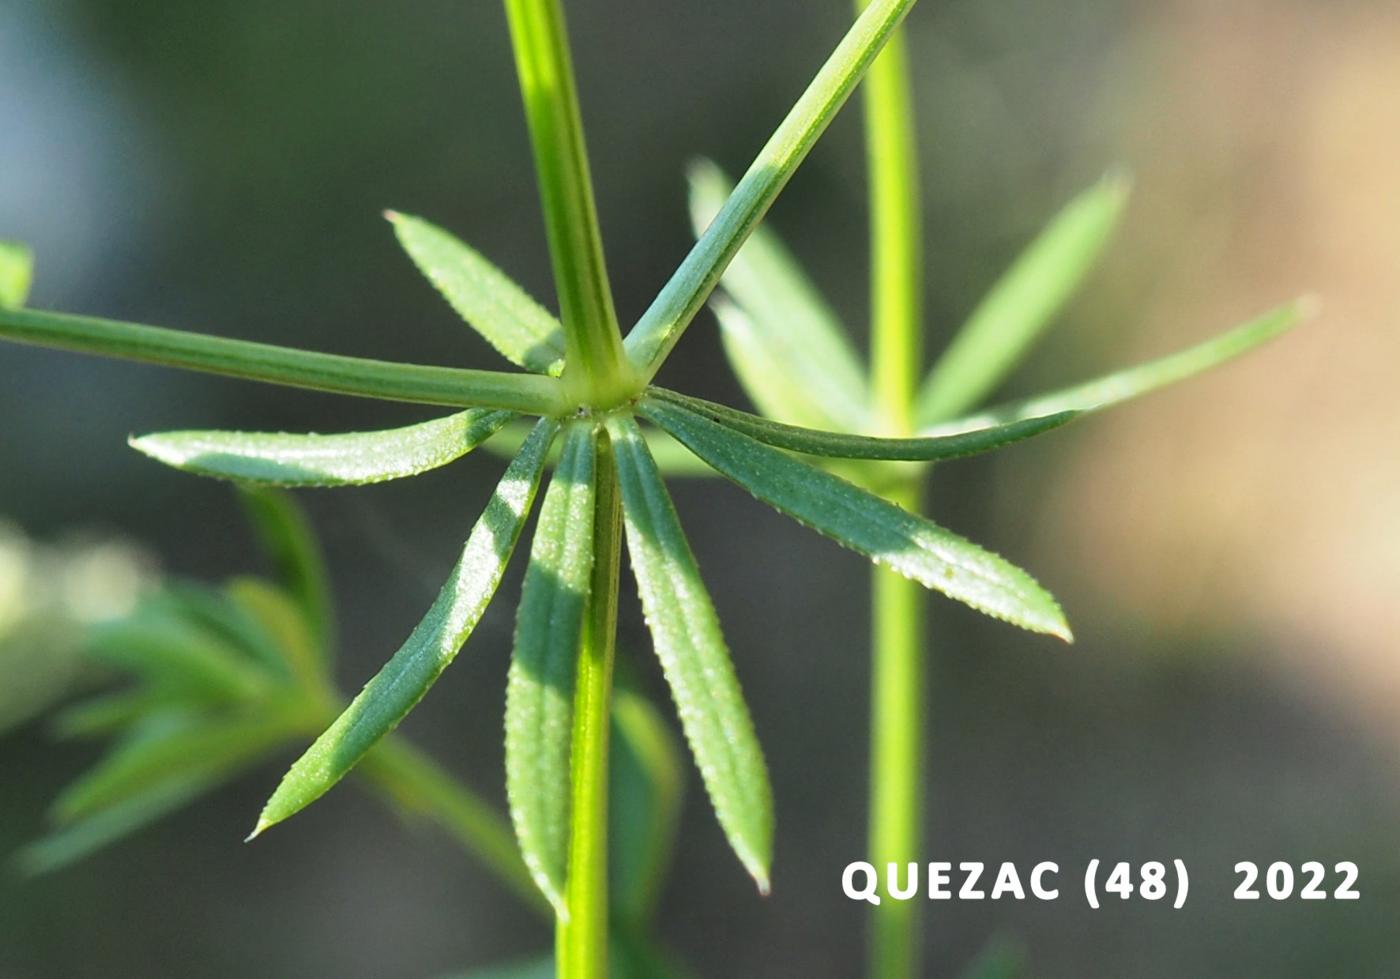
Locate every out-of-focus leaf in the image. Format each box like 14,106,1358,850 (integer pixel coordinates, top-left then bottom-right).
0,241,34,309
917,172,1132,424
152,582,289,678
641,399,1071,640
388,211,566,376
252,420,558,838
130,409,513,487
608,415,772,892
238,487,334,656
53,703,307,824
650,388,1076,461
51,688,170,739
609,679,685,923
87,612,270,702
17,773,210,875
485,420,718,478
225,577,323,693
624,0,917,375
922,301,1310,437
688,161,869,429
505,424,598,914
958,936,1027,979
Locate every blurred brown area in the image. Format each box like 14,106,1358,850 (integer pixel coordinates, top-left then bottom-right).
1,1,1397,977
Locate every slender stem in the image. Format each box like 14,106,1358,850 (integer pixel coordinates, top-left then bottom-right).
358,735,551,916
0,308,565,413
558,427,622,979
503,0,631,403
857,9,927,978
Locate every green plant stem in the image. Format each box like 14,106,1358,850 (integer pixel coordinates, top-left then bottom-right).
558,429,623,979
0,308,564,413
503,0,631,403
359,735,550,916
858,10,926,978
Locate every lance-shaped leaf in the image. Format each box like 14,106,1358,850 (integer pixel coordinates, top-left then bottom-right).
688,161,869,429
19,772,211,876
918,172,1132,424
922,301,1310,437
608,415,773,891
251,419,558,838
624,0,918,375
608,681,684,924
505,424,598,913
649,388,1076,462
388,211,567,376
238,487,334,656
87,611,271,703
640,399,1070,639
54,704,307,825
0,307,565,412
131,409,513,487
0,240,34,309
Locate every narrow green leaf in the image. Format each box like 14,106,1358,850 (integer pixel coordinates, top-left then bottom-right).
922,301,1310,437
51,689,171,739
649,388,1076,462
131,409,512,487
624,0,918,376
640,399,1071,639
609,680,685,924
0,241,34,309
155,582,291,680
54,704,306,825
238,487,334,657
608,415,774,891
18,773,210,875
687,161,869,429
485,419,718,478
917,172,1132,424
0,308,566,412
505,423,598,913
87,612,271,702
225,577,324,694
252,420,558,837
388,211,566,376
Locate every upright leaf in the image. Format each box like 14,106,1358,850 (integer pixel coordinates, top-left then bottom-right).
252,419,559,837
640,398,1070,639
238,487,334,656
505,423,598,912
688,161,869,429
917,173,1132,424
0,240,34,309
388,211,566,376
131,409,513,487
922,301,1309,436
624,0,918,375
650,388,1076,462
608,415,773,891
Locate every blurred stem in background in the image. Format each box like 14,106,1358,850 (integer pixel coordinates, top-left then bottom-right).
857,8,927,977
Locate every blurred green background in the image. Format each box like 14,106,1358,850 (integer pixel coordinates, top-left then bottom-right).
2,0,1398,976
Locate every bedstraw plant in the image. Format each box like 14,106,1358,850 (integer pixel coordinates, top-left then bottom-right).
0,1,1305,976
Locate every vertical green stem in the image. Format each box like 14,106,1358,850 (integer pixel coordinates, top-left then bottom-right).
857,6,926,978
558,428,623,979
503,0,632,402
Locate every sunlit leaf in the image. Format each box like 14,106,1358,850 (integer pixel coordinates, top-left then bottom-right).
505,424,598,914
388,211,567,376
650,388,1076,462
641,399,1071,639
131,409,512,487
923,301,1309,436
608,415,773,891
917,172,1132,424
238,487,334,656
252,419,558,838
624,0,918,375
0,240,34,309
688,161,869,429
